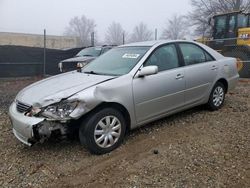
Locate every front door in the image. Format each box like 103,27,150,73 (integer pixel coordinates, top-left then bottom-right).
133,44,185,123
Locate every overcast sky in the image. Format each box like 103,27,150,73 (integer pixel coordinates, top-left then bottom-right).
0,0,192,41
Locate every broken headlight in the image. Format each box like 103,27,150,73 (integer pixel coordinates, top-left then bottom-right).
42,101,78,120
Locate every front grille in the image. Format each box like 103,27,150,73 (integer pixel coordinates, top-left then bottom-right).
16,101,31,113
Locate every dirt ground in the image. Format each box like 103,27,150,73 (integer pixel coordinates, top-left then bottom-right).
0,78,249,188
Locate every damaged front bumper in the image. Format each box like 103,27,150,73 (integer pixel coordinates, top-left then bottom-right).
9,102,44,146
9,102,69,146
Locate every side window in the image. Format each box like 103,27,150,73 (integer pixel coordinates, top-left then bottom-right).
228,15,237,38
238,14,248,28
205,52,214,62
102,48,111,54
214,16,227,39
144,44,179,72
179,43,214,66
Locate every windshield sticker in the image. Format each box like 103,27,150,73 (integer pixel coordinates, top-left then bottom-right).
95,47,102,51
122,54,140,59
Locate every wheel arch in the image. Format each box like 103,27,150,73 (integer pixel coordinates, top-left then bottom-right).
216,78,228,93
91,102,131,132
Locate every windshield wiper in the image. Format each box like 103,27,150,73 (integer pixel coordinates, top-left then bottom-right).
83,54,94,57
83,71,101,75
83,71,120,76
75,54,93,57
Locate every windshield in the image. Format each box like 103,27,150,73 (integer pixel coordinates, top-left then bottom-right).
76,47,102,57
82,46,150,76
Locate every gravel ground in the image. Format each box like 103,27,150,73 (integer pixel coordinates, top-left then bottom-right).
0,78,249,188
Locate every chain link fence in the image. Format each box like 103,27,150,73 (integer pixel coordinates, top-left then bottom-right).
0,45,83,77
0,62,43,77
1,39,250,78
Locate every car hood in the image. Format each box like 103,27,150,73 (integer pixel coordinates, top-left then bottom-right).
61,56,95,63
16,72,115,107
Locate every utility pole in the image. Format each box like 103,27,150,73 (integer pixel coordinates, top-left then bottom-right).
43,29,46,77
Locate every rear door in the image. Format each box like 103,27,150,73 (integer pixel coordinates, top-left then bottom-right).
133,43,185,123
177,43,218,105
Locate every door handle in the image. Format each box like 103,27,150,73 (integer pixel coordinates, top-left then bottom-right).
176,74,184,80
211,65,218,70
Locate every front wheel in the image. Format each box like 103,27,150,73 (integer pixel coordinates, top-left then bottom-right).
79,108,126,155
207,82,225,111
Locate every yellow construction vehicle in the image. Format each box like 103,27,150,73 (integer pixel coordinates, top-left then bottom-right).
205,11,250,78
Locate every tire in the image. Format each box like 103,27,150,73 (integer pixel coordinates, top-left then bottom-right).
207,82,226,111
79,108,126,155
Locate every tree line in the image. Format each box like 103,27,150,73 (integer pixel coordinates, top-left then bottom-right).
64,0,250,47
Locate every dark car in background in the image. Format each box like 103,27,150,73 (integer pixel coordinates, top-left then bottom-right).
58,45,116,72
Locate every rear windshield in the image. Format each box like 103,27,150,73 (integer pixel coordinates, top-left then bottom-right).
76,47,102,57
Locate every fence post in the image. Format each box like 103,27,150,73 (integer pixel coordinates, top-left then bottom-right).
123,32,125,44
43,29,46,77
155,28,158,40
91,32,95,46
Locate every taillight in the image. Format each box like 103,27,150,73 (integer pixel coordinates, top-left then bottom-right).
236,58,243,72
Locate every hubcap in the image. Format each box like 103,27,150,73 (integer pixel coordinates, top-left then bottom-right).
94,116,121,148
213,86,224,107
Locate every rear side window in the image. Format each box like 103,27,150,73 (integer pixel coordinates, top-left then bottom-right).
179,43,214,66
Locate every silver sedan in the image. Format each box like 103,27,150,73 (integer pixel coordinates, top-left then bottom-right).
9,40,239,154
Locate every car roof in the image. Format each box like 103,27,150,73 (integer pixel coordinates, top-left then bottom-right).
119,40,225,60
84,45,116,49
120,40,162,47
120,40,193,47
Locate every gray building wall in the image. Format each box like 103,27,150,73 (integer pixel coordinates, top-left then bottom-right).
0,32,79,49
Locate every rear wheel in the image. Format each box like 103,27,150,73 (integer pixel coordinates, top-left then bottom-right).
79,108,126,155
207,82,225,111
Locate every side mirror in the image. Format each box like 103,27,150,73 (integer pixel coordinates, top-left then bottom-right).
77,62,84,72
138,66,158,77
